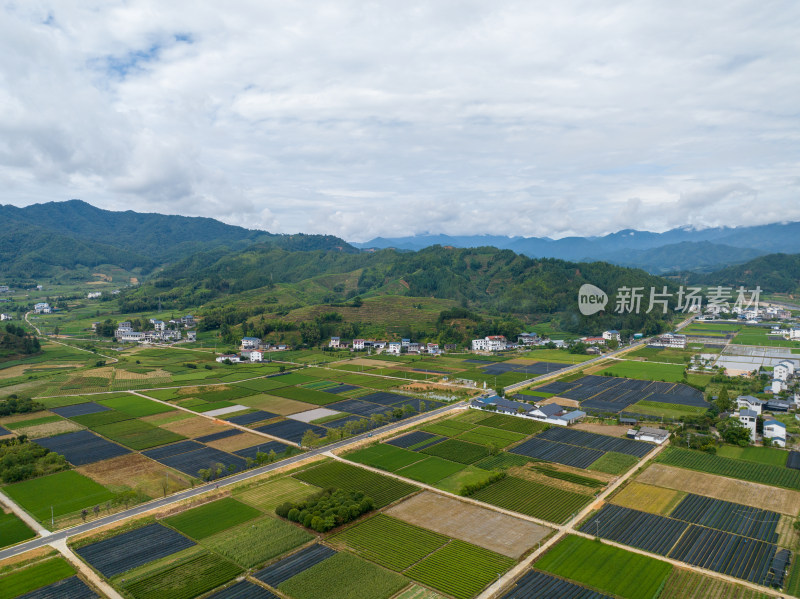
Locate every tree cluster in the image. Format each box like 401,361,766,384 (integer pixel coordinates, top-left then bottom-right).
0,397,44,417
0,437,68,483
1,323,40,355
275,488,375,532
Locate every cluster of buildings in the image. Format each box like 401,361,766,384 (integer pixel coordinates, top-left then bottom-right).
0,285,9,293
733,395,789,447
770,359,797,394
648,332,687,349
1,313,12,321
470,395,585,426
215,336,291,363
114,316,196,344
329,337,447,355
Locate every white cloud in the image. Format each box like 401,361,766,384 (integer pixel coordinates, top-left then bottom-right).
1,1,799,241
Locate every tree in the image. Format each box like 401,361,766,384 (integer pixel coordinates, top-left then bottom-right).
301,429,322,448
715,386,732,412
718,418,751,446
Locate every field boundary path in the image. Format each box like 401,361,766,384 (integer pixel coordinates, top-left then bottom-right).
0,401,465,562
50,537,125,599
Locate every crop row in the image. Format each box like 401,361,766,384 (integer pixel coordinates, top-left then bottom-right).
405,540,515,599
670,494,780,542
331,514,448,571
471,476,591,523
657,447,800,490
421,439,490,464
122,551,241,599
580,504,688,556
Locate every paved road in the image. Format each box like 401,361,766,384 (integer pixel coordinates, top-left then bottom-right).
0,400,464,561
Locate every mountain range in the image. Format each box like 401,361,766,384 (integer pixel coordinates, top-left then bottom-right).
352,222,800,273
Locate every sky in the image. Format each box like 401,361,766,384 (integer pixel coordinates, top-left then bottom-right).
1,1,799,242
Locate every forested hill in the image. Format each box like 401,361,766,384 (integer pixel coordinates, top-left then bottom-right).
687,253,800,294
124,244,678,335
0,200,357,280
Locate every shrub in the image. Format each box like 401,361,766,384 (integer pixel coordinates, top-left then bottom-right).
459,470,506,497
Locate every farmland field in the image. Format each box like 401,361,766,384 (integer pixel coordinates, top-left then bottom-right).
716,445,789,467
535,535,672,599
330,514,448,570
475,413,549,435
346,444,426,472
97,394,175,417
395,456,466,484
0,557,76,599
203,515,314,568
278,552,408,599
121,550,241,599
657,447,800,490
611,482,686,515
0,510,36,548
293,461,418,508
421,439,490,464
386,491,551,558
235,477,318,511
3,470,116,522
405,540,515,599
588,452,640,475
628,400,707,419
658,568,773,599
637,464,800,515
471,476,591,523
93,419,186,450
163,497,261,539
599,360,686,382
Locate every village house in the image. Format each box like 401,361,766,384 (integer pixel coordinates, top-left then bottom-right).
216,354,241,363
603,330,621,342
763,419,787,447
734,408,758,442
329,336,341,349
471,335,508,352
426,343,440,355
517,332,539,346
33,302,51,314
0,285,9,293
241,337,262,350
649,333,687,349
242,349,263,362
352,339,366,350
737,395,766,415
1,313,13,321
470,396,585,426
631,426,670,444
186,331,197,342
387,341,402,355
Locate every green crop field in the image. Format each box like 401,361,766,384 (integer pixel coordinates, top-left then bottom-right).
629,400,707,420
70,409,133,427
0,557,75,599
588,452,640,475
97,395,174,417
269,385,343,405
331,514,448,571
3,470,116,522
657,447,800,490
716,445,789,467
202,515,313,568
535,535,672,599
456,426,525,448
475,413,549,435
235,477,319,511
93,419,185,450
471,476,591,523
279,551,409,599
395,457,466,484
293,461,418,508
421,439,490,464
659,568,773,599
529,465,605,488
435,466,495,495
3,415,64,430
406,540,515,599
475,452,531,470
121,550,241,599
600,360,686,382
0,510,36,548
234,377,294,392
347,445,426,472
164,497,261,539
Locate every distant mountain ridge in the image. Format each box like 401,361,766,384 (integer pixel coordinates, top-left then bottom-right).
0,200,356,280
352,222,800,273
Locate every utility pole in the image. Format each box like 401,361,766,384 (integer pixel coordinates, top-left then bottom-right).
51,506,54,528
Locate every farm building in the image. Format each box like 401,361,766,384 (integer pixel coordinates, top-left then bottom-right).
470,396,584,426
215,354,242,363
648,333,687,349
633,427,670,444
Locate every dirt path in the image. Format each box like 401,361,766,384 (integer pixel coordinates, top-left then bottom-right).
25,311,119,365
51,538,123,599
